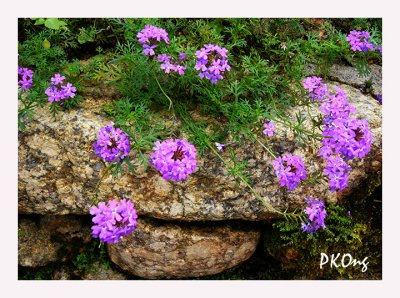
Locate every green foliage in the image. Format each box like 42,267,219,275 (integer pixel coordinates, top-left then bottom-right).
265,203,381,279
32,18,68,30
73,240,110,273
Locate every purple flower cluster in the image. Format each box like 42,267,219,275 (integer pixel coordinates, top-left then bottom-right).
302,76,329,101
137,25,170,56
303,80,374,192
272,153,307,191
18,66,33,90
195,44,231,84
301,197,327,234
262,120,276,137
150,138,197,181
323,156,352,191
346,30,381,53
45,74,76,103
158,53,187,75
93,122,131,163
319,87,357,125
90,198,138,244
319,88,372,161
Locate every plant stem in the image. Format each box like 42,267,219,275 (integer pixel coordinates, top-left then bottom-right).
154,75,175,116
251,133,277,159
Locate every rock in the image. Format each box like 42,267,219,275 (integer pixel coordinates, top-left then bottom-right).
307,63,382,97
107,218,261,279
18,215,92,267
18,80,381,220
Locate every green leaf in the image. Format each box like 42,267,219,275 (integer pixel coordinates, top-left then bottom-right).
34,18,45,25
42,38,51,49
44,18,67,30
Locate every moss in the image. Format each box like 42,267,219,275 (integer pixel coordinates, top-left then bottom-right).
263,195,382,279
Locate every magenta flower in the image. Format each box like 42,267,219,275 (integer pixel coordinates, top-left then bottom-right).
272,153,307,191
301,197,327,234
45,74,76,103
262,120,276,137
323,155,352,191
150,138,197,181
302,76,329,101
157,53,187,75
346,30,379,53
90,198,138,244
137,25,170,56
18,66,33,90
50,73,65,85
195,44,231,84
93,122,131,163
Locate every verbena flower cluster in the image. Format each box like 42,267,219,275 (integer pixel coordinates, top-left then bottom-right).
272,153,307,191
319,87,372,161
18,66,33,90
158,53,187,75
93,122,131,163
323,156,352,191
262,120,276,137
303,77,373,191
90,198,138,244
150,138,197,181
301,197,327,234
346,30,381,53
137,25,170,56
45,74,76,103
302,76,329,101
195,44,231,84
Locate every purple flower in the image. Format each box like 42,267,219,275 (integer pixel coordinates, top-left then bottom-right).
158,53,187,75
61,82,77,98
319,86,357,123
143,44,157,56
346,30,379,53
51,73,65,85
320,118,372,160
302,76,329,101
45,74,77,103
93,122,131,163
272,153,307,191
179,53,187,60
195,44,231,84
150,138,197,181
262,120,276,137
137,25,170,56
376,94,382,105
18,66,33,90
215,142,225,152
301,197,327,234
90,198,138,244
323,155,352,191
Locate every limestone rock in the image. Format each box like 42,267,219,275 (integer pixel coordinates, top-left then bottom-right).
107,218,261,279
18,215,92,267
18,80,381,220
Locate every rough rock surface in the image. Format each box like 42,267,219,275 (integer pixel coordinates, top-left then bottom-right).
307,63,382,97
18,215,92,267
107,218,261,279
18,80,382,220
